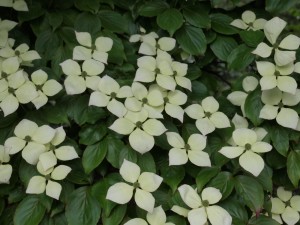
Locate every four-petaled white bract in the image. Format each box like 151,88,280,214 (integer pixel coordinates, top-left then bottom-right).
0,145,12,184
106,159,163,213
230,10,266,31
172,184,232,225
219,128,272,176
166,132,211,167
271,187,300,225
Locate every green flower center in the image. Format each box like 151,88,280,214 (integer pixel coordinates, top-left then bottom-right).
142,98,148,104
155,68,160,74
278,102,284,108
184,144,190,151
245,143,251,150
24,135,32,142
91,44,96,51
136,121,142,128
133,182,140,188
49,144,56,151
110,92,117,99
36,84,43,91
164,97,169,104
274,71,280,77
81,71,88,78
205,112,212,118
8,87,15,94
15,50,20,56
273,42,279,49
248,22,254,27
2,72,8,79
202,200,210,207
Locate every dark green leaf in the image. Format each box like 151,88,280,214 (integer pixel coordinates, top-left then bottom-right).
268,125,289,157
239,30,265,47
211,0,235,10
248,215,281,225
102,205,127,225
210,13,238,35
256,165,273,192
220,198,248,225
196,166,220,191
66,187,101,225
14,196,46,225
176,25,207,55
74,0,100,13
157,8,183,36
137,152,156,173
183,5,210,28
265,0,298,14
227,44,255,70
287,150,300,187
118,145,138,167
79,124,107,145
18,2,45,23
82,141,108,174
106,136,126,168
74,12,101,34
46,12,63,31
235,175,264,211
161,165,185,193
35,30,61,60
266,151,286,169
18,160,39,186
167,215,187,225
99,10,129,33
244,88,263,126
208,171,234,199
138,1,169,17
210,36,238,61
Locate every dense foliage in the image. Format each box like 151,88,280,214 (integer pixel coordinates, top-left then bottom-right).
1,0,300,225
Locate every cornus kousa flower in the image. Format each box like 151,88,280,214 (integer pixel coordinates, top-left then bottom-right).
166,132,210,167
230,10,266,31
109,109,167,153
259,87,300,129
252,17,300,66
38,127,78,171
271,187,300,225
138,36,176,56
124,206,175,225
219,128,272,176
0,0,28,11
129,27,159,44
60,59,104,95
256,61,297,94
125,82,164,119
30,69,63,109
0,19,17,47
0,43,40,65
227,76,259,116
26,164,72,200
89,75,132,118
106,159,163,213
4,119,56,164
72,31,113,63
185,96,231,135
172,185,232,225
0,145,12,184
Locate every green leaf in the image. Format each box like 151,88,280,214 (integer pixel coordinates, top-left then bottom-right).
268,125,289,157
157,8,183,36
105,136,126,168
211,0,235,10
210,36,238,61
14,196,46,225
46,12,63,31
18,160,39,186
287,150,300,187
102,30,125,65
265,0,298,14
74,0,100,13
210,13,238,35
208,171,234,199
239,30,265,47
182,5,210,28
167,215,187,225
266,151,286,169
137,152,156,173
99,10,129,33
161,164,185,193
18,2,45,23
138,1,169,17
220,198,248,225
235,175,264,211
79,124,107,145
248,215,281,225
82,141,108,174
66,187,101,225
74,12,101,34
118,145,138,167
244,88,263,126
176,25,207,55
256,165,273,192
196,166,220,191
35,30,61,60
227,44,255,70
102,205,127,225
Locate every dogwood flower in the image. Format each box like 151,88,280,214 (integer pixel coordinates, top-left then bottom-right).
89,75,132,117
166,132,210,167
172,185,232,225
30,70,63,109
230,10,266,31
219,128,272,176
26,164,72,200
256,61,296,94
271,187,300,225
138,36,176,56
125,82,164,118
227,76,259,116
0,19,17,47
129,27,158,44
72,31,113,63
0,145,12,184
4,119,56,164
259,87,300,129
0,0,28,11
60,59,104,94
106,159,163,213
185,96,231,135
124,206,175,225
252,17,300,66
109,109,167,153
